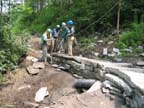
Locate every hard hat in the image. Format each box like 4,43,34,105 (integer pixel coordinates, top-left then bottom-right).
62,22,66,26
56,25,60,28
67,20,74,25
47,28,52,33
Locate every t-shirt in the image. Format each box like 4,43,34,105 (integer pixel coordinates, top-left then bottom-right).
68,26,75,36
71,26,75,35
61,26,70,42
52,28,60,38
41,33,47,44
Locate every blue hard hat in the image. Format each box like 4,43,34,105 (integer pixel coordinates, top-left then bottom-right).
67,20,74,25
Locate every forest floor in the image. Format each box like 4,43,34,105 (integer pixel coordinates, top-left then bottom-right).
0,36,126,108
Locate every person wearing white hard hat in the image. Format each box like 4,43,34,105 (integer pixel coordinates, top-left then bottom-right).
41,28,52,62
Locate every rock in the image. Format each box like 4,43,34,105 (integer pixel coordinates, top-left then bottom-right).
103,48,108,55
33,62,45,69
108,53,116,57
18,85,31,91
86,81,102,93
123,48,133,52
47,53,53,64
27,66,40,75
39,50,43,54
103,81,122,94
140,53,144,57
94,52,99,56
58,66,66,70
138,46,143,49
97,40,104,43
73,74,83,79
136,61,144,66
105,73,132,96
113,63,133,67
108,41,114,45
57,68,61,71
114,58,122,62
106,67,144,94
80,63,85,70
52,64,59,68
64,64,71,70
32,58,39,62
34,87,49,102
26,56,38,62
113,48,120,55
101,87,110,94
26,56,34,60
94,36,98,39
23,102,39,108
27,44,31,48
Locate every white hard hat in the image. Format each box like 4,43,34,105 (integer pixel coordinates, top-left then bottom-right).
47,28,52,33
57,25,60,28
62,22,66,26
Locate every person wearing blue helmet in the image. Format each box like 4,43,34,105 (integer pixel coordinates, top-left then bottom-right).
41,28,52,62
67,20,78,56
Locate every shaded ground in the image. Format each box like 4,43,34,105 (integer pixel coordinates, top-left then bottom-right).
0,36,126,108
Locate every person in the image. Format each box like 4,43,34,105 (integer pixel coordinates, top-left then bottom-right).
41,28,52,62
67,20,78,56
52,25,61,52
59,22,70,53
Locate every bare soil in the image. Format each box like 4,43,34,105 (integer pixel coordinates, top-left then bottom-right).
0,36,126,108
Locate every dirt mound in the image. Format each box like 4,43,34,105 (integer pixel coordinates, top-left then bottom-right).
0,65,76,107
51,90,125,108
0,35,76,108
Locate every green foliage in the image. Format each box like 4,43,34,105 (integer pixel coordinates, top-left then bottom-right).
11,5,33,34
10,0,144,35
30,6,64,33
117,23,144,49
0,74,6,84
79,37,96,51
0,22,29,72
12,0,119,34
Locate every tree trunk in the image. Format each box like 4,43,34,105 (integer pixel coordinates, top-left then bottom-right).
141,14,144,23
116,0,121,35
0,0,3,13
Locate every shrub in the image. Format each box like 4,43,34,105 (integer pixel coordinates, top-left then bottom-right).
0,24,30,72
117,23,144,49
79,37,96,51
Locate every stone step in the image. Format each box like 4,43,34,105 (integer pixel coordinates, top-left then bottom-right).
106,67,144,94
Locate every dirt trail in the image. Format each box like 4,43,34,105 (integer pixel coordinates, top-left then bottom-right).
0,36,76,108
